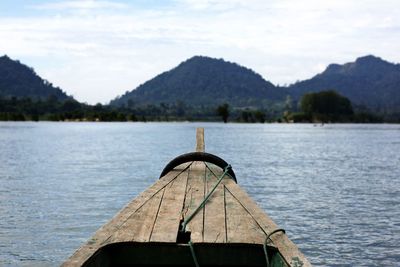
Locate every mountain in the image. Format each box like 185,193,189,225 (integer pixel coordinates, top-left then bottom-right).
0,55,70,101
3,53,399,116
287,55,400,112
110,56,284,108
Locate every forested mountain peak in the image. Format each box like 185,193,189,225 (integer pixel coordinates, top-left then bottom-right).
177,55,265,80
0,55,70,101
288,55,400,112
110,55,284,108
323,55,399,76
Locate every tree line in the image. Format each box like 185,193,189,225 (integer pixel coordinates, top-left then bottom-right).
1,90,395,123
0,96,129,122
283,90,384,123
215,90,387,123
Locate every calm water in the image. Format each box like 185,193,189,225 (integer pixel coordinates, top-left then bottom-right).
0,122,399,266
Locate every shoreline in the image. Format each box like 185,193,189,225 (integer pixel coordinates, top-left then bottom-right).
0,120,399,124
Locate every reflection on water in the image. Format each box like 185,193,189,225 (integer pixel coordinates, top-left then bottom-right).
1,122,400,266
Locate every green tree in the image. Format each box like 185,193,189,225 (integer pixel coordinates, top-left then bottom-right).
175,100,186,117
301,90,353,115
216,103,230,123
241,110,250,122
129,113,138,121
254,110,266,123
300,90,353,122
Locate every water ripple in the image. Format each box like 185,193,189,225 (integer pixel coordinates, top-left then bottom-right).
1,122,400,266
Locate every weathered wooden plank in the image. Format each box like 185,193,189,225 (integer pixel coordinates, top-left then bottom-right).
181,161,206,242
150,169,189,242
196,128,205,152
224,180,312,267
224,183,266,244
107,188,165,243
62,166,189,267
203,164,227,243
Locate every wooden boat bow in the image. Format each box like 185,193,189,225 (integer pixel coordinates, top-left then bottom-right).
62,128,311,267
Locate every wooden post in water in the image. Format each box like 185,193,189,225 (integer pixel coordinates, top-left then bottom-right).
196,128,205,152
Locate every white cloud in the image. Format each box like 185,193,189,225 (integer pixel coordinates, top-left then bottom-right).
31,0,127,10
176,0,249,10
0,0,399,103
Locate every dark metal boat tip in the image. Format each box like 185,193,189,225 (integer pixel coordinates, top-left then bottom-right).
159,152,237,183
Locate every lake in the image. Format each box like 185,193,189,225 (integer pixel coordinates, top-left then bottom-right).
0,122,399,266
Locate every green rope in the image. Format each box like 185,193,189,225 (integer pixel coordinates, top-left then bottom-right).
188,241,200,267
263,228,286,267
181,164,232,233
183,163,232,267
205,162,236,182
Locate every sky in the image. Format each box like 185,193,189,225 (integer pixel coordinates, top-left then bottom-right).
0,0,399,104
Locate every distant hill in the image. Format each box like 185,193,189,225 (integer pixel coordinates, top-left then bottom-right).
111,55,400,114
287,55,400,112
0,55,70,101
3,53,399,117
110,56,284,108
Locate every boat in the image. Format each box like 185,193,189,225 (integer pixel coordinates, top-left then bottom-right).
62,128,311,267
